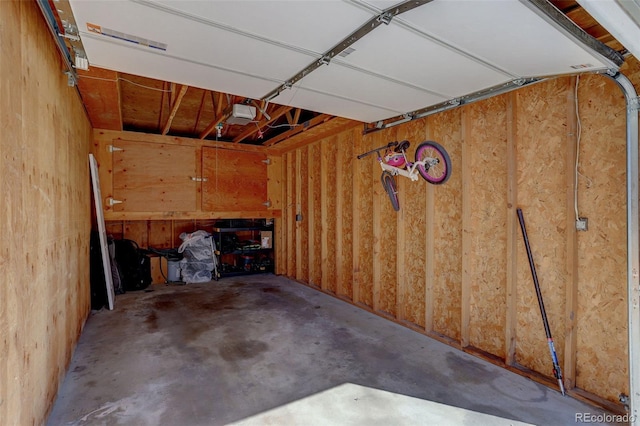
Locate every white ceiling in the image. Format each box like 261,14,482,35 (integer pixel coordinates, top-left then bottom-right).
68,0,622,123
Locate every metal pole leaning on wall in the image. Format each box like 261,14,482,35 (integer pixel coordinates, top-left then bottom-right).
608,72,640,418
517,208,566,396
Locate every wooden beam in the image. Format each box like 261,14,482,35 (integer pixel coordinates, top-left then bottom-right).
157,81,168,131
285,108,302,126
162,85,188,135
233,105,292,144
263,114,332,147
292,108,301,125
192,90,207,134
199,105,233,139
252,100,266,121
214,92,225,118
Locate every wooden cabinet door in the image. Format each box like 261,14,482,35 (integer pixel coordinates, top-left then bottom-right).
113,140,197,212
202,147,268,211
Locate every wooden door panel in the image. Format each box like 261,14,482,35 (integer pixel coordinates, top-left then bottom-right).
113,140,197,212
202,147,268,211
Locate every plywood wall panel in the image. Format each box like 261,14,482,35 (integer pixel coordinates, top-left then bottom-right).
574,74,628,401
309,143,322,287
354,133,375,308
464,96,508,359
267,154,283,211
372,128,398,317
397,119,428,328
173,220,196,246
105,221,125,239
336,130,354,300
428,109,463,340
124,221,149,248
321,136,338,293
202,148,268,211
148,220,173,248
1,2,92,423
515,79,570,377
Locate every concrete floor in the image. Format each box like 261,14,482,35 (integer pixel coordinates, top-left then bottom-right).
48,275,617,425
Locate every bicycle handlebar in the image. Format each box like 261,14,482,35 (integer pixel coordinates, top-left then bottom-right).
356,141,398,159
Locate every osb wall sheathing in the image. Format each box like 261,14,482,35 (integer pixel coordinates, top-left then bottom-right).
276,59,640,409
515,79,570,379
428,108,463,341
574,73,628,399
0,2,92,424
462,95,509,359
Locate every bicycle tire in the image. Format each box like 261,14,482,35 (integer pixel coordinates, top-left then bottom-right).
381,171,400,211
415,141,452,185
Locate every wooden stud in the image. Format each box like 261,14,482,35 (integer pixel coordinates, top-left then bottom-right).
286,151,295,277
396,147,407,319
461,106,472,349
309,142,322,287
299,147,309,282
564,77,579,391
505,91,518,366
295,149,303,280
336,138,345,295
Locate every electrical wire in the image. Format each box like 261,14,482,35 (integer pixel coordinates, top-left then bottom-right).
77,74,174,92
573,75,593,221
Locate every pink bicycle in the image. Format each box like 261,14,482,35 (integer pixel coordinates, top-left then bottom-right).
357,140,451,211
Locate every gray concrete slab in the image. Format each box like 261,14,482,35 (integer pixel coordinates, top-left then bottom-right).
48,275,618,426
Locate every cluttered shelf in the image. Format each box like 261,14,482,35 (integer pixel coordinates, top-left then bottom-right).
213,220,274,277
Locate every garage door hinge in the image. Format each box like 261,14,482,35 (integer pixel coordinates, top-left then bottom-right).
108,145,123,152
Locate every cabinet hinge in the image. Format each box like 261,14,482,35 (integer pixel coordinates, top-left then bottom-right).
262,158,271,165
190,176,209,182
107,145,123,152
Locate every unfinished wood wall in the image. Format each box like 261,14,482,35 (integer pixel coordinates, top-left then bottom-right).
277,62,640,410
0,2,93,424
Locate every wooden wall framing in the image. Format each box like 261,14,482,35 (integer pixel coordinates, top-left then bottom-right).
277,62,640,411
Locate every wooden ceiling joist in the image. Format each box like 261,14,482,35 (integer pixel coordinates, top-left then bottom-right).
162,84,189,135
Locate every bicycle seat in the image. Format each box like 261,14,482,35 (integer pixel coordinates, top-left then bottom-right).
395,140,410,152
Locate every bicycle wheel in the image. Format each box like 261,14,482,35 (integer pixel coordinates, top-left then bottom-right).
381,171,400,211
415,141,451,185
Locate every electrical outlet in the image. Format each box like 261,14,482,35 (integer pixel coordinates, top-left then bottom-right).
576,217,588,231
